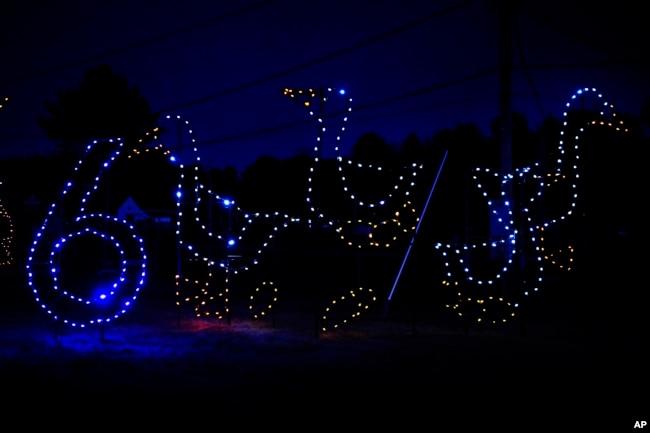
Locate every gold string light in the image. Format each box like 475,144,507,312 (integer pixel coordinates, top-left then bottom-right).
320,287,376,332
0,194,13,266
249,281,278,319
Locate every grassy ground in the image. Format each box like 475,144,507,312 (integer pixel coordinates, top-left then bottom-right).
1,265,646,429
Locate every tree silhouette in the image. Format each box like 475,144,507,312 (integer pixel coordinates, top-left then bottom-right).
38,63,158,155
351,131,395,165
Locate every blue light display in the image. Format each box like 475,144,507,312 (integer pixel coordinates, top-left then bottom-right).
26,139,147,327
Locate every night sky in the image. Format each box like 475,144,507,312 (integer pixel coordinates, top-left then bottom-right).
1,0,649,171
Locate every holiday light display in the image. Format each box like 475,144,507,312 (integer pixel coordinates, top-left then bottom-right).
26,139,147,327
159,114,300,321
282,87,424,332
157,87,425,332
24,85,626,332
0,185,13,266
434,87,627,324
1,98,14,266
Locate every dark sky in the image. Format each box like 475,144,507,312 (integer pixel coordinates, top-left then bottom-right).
1,0,648,171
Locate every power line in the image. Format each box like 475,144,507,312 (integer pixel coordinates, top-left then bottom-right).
521,4,650,72
0,55,625,150
10,0,632,158
161,0,478,113
0,1,274,87
0,68,497,150
192,67,498,149
0,0,478,150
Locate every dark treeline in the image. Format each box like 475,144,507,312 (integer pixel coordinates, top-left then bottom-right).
1,106,645,278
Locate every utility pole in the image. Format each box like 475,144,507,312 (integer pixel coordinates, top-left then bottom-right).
494,1,517,297
498,0,513,177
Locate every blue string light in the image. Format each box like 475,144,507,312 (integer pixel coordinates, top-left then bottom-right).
26,139,147,327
